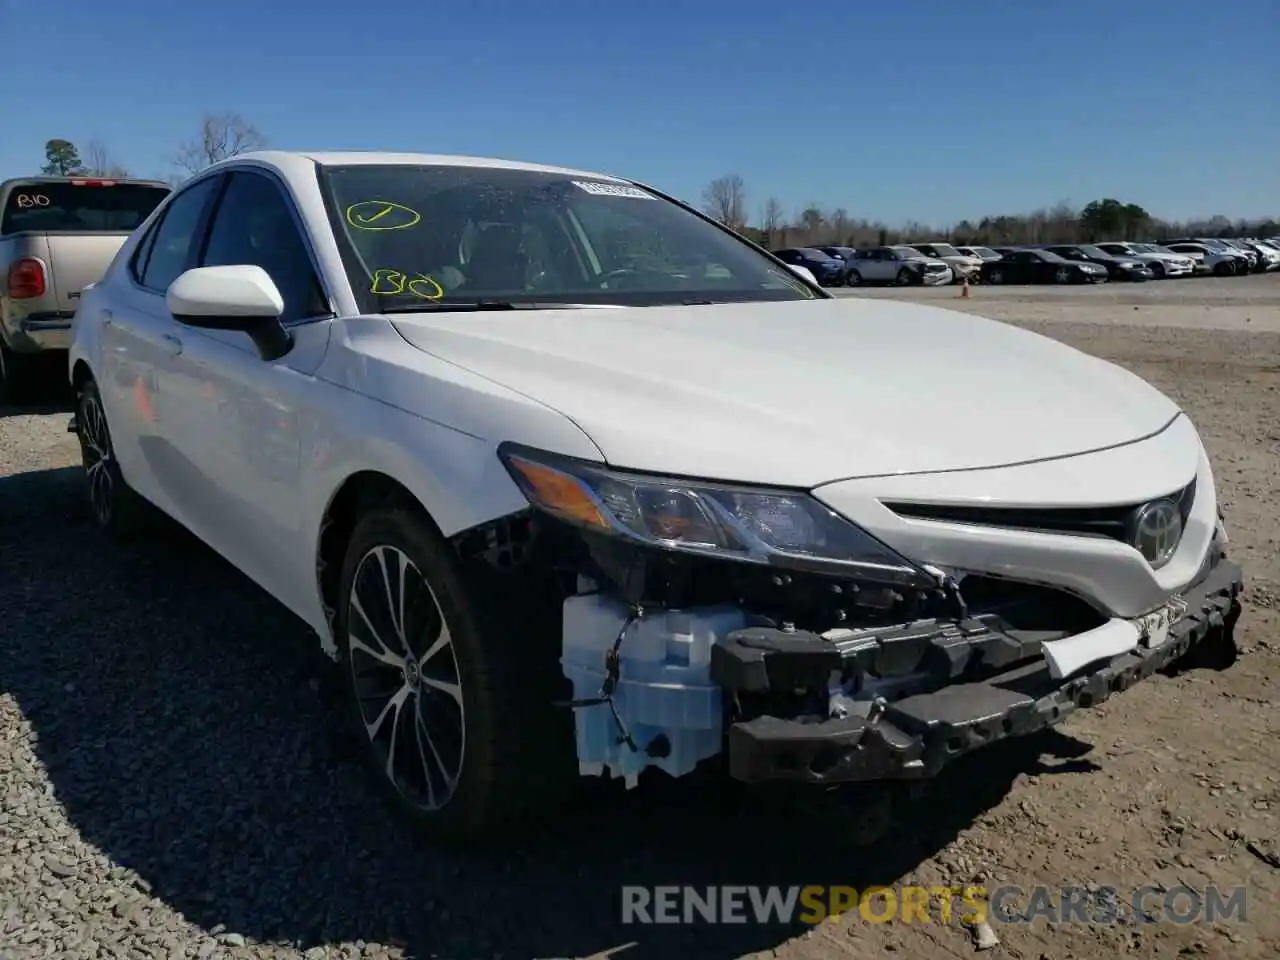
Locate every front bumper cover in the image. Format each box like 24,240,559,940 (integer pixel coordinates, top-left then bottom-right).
713,558,1243,784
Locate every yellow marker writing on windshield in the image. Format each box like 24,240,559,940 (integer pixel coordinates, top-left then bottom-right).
371,269,444,300
346,200,421,231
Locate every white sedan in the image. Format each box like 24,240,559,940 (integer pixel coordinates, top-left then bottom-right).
68,151,1244,845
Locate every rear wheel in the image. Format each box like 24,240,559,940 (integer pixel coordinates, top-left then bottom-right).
75,377,151,539
335,505,573,847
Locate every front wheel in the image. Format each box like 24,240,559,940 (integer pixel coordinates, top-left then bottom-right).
988,269,1005,285
1214,261,1234,277
845,269,863,286
1149,262,1165,280
1055,267,1072,284
335,505,572,847
895,268,913,286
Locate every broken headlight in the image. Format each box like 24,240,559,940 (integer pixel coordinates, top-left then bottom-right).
498,443,930,586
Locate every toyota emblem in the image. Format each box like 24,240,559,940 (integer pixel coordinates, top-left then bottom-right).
1131,499,1183,568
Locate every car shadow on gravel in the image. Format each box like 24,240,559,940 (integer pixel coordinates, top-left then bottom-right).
1,465,1102,959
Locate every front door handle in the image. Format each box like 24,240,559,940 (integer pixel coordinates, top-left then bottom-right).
160,334,183,357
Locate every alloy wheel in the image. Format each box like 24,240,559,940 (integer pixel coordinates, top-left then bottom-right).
347,545,465,812
1055,267,1071,283
79,391,115,526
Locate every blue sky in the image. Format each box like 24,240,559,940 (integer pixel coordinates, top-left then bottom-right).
2,0,1276,226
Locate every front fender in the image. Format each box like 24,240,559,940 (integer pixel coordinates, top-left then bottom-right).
297,334,605,642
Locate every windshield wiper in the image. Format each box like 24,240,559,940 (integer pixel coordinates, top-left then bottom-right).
380,300,615,314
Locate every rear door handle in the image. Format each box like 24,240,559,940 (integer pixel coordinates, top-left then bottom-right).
160,334,184,357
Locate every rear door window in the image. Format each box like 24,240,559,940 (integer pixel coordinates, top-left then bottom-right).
1,181,170,235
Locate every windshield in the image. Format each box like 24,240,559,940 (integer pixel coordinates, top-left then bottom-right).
1037,249,1068,263
968,246,999,259
925,243,962,257
318,163,817,310
796,247,835,260
1100,243,1133,254
1201,239,1230,251
891,246,924,259
1,181,169,235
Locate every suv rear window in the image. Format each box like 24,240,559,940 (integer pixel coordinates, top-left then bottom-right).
1,181,170,235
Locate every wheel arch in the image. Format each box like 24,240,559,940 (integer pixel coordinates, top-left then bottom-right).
314,469,444,659
310,445,531,659
71,358,94,392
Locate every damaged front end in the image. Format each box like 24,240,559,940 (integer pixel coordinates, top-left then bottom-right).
471,444,1244,791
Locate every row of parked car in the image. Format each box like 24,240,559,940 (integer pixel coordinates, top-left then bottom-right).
771,236,1280,287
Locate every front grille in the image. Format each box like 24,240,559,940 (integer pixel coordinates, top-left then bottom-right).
883,479,1196,545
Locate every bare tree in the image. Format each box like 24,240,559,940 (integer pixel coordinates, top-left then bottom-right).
702,174,747,231
82,140,131,178
828,207,852,244
173,112,267,175
760,196,784,246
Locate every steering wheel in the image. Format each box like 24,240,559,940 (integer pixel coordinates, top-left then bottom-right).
596,268,640,289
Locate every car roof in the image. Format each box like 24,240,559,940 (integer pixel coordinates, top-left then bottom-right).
202,149,635,185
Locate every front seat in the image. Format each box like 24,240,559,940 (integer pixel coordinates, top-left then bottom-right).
463,225,527,291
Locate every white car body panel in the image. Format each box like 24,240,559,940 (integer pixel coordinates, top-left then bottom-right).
388,297,1179,486
67,149,1219,662
811,415,1214,619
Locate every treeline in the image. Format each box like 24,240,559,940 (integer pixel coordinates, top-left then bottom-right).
701,174,1279,249
37,112,267,184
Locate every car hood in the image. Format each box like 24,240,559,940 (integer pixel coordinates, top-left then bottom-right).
388,298,1181,488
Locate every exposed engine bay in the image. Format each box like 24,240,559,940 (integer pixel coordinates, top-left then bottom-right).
452,506,1240,790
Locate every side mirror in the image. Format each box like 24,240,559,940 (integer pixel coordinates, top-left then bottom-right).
167,265,293,361
786,264,819,286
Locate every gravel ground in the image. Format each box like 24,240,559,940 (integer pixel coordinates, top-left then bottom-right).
2,274,1278,959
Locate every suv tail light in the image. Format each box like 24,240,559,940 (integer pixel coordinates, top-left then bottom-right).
7,258,47,299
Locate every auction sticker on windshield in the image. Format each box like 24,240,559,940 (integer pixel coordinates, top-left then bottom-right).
571,180,654,199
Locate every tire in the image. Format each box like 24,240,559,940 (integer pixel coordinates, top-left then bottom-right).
75,377,151,539
1054,267,1072,284
895,268,913,286
0,339,37,407
1213,261,1233,277
988,269,1005,285
845,270,863,286
334,505,572,847
1149,262,1165,280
